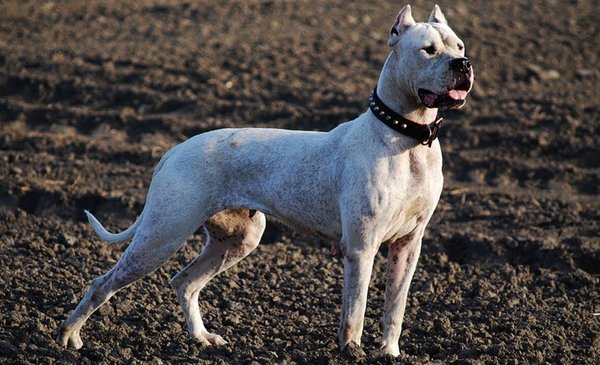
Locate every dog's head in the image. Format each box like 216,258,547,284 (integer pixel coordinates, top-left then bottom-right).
386,5,474,109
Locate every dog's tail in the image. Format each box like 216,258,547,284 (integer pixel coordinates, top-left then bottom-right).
84,210,142,244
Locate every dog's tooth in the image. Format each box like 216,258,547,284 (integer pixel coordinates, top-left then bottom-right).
393,120,399,125
374,106,380,111
386,116,391,121
401,123,407,129
380,111,385,116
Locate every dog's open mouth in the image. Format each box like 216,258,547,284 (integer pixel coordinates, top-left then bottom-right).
418,80,471,109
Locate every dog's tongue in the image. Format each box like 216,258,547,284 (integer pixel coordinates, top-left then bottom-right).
421,89,468,108
448,89,468,100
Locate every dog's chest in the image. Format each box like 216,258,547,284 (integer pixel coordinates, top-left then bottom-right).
377,147,443,242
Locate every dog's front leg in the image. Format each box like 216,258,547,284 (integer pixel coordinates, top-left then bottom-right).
338,241,378,353
380,233,422,357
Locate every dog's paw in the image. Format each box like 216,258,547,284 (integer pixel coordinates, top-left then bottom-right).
379,339,400,357
197,331,227,346
56,325,83,350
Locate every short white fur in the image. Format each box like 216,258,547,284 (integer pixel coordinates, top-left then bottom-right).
56,4,473,358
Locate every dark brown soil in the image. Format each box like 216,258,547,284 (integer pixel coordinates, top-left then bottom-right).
1,1,599,364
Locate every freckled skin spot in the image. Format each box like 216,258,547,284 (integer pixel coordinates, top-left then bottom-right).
405,252,414,265
343,324,353,340
389,231,416,249
89,281,103,302
409,150,422,176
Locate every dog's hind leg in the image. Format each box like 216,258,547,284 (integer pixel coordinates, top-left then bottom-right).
170,209,266,346
57,189,209,349
56,227,191,349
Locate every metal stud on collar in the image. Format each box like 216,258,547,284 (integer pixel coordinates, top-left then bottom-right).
369,87,444,148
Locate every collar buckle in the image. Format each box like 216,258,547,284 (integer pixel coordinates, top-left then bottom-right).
421,116,444,147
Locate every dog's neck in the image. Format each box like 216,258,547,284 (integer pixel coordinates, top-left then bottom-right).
369,88,443,147
376,53,439,126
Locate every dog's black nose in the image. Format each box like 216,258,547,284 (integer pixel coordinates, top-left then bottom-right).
449,57,472,73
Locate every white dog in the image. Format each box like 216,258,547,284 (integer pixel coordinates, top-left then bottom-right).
57,4,473,357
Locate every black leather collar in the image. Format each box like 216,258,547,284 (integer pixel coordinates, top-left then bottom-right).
369,88,444,147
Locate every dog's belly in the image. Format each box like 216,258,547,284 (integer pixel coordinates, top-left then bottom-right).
266,213,342,242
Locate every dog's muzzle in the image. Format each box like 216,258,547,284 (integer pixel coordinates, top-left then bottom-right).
419,57,473,109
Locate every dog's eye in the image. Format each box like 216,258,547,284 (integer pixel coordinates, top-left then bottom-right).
423,45,436,55
457,44,464,51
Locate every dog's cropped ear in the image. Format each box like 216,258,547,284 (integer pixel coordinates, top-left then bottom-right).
427,4,447,25
388,5,416,47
